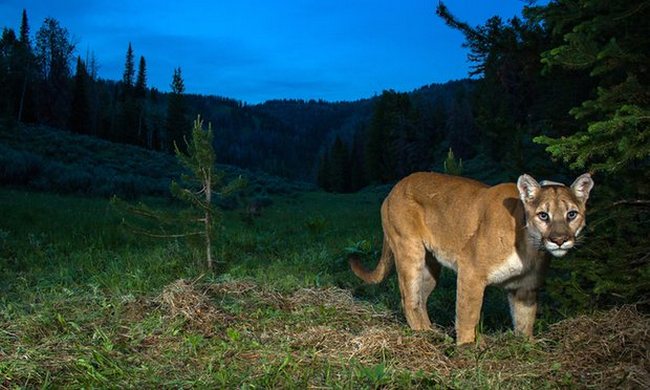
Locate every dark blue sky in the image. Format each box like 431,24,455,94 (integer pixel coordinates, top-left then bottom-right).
1,1,532,104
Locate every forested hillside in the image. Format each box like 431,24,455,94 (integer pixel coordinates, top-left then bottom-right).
0,10,478,183
0,6,588,190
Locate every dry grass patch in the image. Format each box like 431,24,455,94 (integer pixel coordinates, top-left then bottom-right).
151,279,650,388
157,278,235,335
546,305,650,388
2,278,648,388
294,325,453,374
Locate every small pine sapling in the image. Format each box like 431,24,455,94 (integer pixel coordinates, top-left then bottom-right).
443,148,463,176
171,115,245,271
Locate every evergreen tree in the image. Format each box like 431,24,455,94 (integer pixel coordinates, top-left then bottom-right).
134,55,146,98
436,0,649,309
0,28,17,118
34,17,75,127
69,56,90,134
16,9,35,123
166,67,188,153
19,9,29,45
35,18,74,86
112,116,244,272
132,55,148,145
118,44,140,144
83,50,101,135
349,130,367,191
436,2,571,175
122,42,135,90
87,50,99,80
533,0,650,174
328,136,351,192
445,85,476,160
365,91,393,183
531,1,650,307
317,152,332,191
145,87,164,150
0,11,36,122
364,90,411,183
171,116,245,271
443,148,463,176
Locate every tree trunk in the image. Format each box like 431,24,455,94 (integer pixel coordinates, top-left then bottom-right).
204,173,213,270
18,74,28,123
205,210,212,270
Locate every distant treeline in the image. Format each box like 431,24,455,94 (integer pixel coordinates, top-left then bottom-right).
0,10,488,185
0,10,353,180
316,84,479,192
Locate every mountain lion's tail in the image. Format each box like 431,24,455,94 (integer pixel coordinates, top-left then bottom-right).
349,235,394,284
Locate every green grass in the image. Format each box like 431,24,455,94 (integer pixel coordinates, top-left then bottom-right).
1,189,647,388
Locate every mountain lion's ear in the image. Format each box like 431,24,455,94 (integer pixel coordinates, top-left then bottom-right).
517,174,541,203
571,173,594,203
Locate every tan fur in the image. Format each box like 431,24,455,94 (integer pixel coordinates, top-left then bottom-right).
350,172,593,345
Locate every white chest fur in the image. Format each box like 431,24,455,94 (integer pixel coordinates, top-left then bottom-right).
487,251,525,285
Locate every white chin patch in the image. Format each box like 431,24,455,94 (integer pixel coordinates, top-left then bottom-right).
545,241,572,257
549,249,568,257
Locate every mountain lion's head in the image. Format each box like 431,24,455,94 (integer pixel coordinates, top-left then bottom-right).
517,173,594,257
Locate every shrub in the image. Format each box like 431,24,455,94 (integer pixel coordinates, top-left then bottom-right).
0,145,43,185
443,148,463,176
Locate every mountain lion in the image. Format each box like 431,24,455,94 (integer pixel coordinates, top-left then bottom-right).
350,172,594,345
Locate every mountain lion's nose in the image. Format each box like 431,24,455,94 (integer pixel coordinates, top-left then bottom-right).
549,235,570,246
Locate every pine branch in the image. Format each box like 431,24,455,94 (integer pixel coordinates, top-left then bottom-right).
127,226,204,238
436,2,487,47
630,252,650,267
614,1,650,21
124,206,164,220
613,200,650,207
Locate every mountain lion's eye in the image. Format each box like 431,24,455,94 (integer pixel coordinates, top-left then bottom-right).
538,212,550,221
567,210,578,220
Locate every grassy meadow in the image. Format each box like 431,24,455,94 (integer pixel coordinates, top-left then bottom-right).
1,187,648,388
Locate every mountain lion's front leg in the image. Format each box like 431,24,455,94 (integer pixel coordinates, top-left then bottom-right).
455,270,486,345
507,288,537,338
